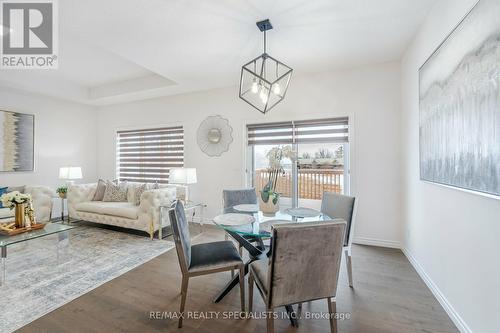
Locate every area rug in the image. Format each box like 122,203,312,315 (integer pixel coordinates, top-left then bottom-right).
0,225,174,333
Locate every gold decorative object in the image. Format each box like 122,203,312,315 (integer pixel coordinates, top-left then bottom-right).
14,203,26,228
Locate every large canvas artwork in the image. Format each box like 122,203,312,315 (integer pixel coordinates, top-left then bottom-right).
419,0,500,197
0,110,34,172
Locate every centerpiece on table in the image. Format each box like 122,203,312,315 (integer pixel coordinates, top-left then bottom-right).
0,191,36,229
259,145,295,214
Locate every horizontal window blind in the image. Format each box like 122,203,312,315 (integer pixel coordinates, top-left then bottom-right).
247,117,348,145
116,126,184,183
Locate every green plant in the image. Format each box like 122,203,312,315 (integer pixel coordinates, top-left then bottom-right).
56,186,68,194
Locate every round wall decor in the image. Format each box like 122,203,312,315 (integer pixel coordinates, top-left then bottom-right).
197,115,233,156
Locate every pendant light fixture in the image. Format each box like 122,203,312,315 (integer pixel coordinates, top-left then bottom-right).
239,19,293,114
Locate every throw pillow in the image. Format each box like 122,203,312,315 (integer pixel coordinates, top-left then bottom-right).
92,179,107,201
7,185,25,193
102,181,128,202
134,183,148,206
0,187,8,208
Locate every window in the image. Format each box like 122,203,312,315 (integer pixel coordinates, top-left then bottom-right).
247,117,349,209
116,126,184,183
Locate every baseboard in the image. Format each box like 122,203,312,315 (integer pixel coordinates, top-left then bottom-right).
352,236,400,249
402,248,472,333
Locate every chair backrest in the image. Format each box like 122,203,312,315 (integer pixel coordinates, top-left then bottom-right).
222,188,257,213
321,192,356,246
266,221,346,308
169,200,191,273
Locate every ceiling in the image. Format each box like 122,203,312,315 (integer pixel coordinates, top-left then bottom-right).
0,0,436,106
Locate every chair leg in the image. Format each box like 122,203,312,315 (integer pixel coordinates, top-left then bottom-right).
266,308,274,333
178,276,189,328
239,265,245,312
345,248,353,287
248,272,254,312
327,297,337,333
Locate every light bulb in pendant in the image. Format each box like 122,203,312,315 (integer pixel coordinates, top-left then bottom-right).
272,83,281,95
251,79,259,93
260,88,268,104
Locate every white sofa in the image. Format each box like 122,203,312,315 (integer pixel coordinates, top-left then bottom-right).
68,182,182,239
0,186,55,222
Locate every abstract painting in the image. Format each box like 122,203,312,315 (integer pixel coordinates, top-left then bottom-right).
0,110,34,172
419,0,500,197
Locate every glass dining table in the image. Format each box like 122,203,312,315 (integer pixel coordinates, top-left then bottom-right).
212,205,332,305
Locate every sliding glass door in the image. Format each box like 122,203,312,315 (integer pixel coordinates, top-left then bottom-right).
247,117,349,209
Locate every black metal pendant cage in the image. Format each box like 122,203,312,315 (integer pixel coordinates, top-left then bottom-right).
239,19,293,114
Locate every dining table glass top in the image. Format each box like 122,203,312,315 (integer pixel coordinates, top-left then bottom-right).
213,207,332,238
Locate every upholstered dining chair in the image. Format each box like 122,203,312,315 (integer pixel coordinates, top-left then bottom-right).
222,188,258,213
222,188,259,276
248,221,347,333
320,192,357,287
169,200,245,328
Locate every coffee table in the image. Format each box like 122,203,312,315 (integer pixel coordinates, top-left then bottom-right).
0,222,77,286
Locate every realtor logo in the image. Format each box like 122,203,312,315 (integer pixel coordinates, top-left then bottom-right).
1,0,58,69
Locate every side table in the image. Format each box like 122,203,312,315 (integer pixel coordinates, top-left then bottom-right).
158,201,207,239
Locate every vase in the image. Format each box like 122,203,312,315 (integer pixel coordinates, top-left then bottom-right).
258,194,280,215
15,203,26,228
58,192,66,199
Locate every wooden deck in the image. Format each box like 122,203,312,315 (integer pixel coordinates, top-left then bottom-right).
255,169,343,200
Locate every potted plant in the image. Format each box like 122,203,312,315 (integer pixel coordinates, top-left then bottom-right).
0,191,33,228
259,145,295,214
56,186,68,199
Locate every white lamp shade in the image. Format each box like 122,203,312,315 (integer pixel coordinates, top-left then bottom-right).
169,168,197,184
59,167,82,180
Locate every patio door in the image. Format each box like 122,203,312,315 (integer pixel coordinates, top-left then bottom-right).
246,117,349,210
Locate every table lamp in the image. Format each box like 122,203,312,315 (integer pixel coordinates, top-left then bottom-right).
59,166,82,185
169,168,197,202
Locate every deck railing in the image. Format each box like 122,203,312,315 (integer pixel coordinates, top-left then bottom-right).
255,168,344,200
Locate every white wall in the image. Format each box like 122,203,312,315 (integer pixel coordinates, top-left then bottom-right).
0,89,98,217
401,0,500,332
97,62,402,247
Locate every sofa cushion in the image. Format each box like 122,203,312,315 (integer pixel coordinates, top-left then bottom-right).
7,185,25,193
0,187,8,208
0,207,14,220
75,201,139,220
103,181,128,202
92,179,107,201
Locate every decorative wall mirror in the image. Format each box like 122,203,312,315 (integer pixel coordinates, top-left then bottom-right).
197,115,233,157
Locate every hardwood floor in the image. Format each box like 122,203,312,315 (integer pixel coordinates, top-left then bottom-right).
17,226,458,333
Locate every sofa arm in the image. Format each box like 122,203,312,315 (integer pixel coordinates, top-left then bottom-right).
68,183,97,218
25,186,55,222
138,187,177,234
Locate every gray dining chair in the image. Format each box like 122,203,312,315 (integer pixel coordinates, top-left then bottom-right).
320,192,357,287
222,188,259,276
222,188,258,213
248,221,347,333
169,200,245,328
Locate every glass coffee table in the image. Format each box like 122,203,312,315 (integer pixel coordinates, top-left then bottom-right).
0,222,77,286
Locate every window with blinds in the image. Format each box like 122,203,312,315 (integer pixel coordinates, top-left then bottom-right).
116,126,184,183
247,117,349,145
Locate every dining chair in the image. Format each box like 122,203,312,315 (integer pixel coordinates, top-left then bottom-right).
169,200,245,328
222,188,259,276
248,221,347,333
320,192,357,287
222,188,258,213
